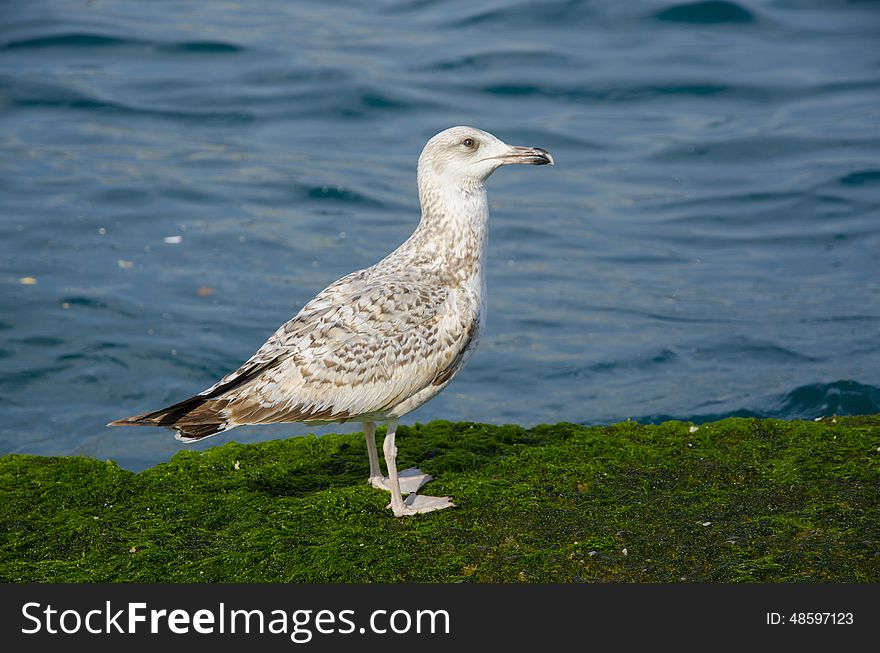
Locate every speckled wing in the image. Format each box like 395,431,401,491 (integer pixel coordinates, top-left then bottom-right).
200,269,476,426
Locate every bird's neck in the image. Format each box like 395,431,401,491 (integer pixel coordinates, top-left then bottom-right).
407,173,488,284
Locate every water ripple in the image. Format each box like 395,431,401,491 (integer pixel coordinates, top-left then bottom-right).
2,33,141,49
422,49,573,72
2,32,244,54
839,170,880,186
7,82,255,124
652,1,757,25
450,1,597,28
774,381,880,417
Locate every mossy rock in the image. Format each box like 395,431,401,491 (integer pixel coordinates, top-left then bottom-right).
1,417,878,582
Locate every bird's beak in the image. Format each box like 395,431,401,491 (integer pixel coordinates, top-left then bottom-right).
492,145,554,166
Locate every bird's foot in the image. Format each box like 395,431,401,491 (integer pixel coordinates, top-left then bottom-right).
388,493,456,517
369,468,433,495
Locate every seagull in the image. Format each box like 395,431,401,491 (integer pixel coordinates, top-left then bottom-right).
109,126,553,516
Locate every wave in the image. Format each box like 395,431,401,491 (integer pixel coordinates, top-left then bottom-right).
641,380,880,423
3,33,141,49
449,0,596,28
652,1,757,25
481,81,733,103
305,185,383,207
839,170,880,186
5,81,256,124
422,50,573,73
649,135,876,163
772,380,880,418
2,32,243,54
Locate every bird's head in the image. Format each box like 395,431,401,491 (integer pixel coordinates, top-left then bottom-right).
418,126,553,188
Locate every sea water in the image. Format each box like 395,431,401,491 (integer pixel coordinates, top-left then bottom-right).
1,0,878,469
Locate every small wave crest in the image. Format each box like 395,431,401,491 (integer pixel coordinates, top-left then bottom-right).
772,380,880,419
642,380,880,423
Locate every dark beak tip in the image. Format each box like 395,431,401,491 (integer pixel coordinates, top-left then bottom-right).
534,148,554,166
499,146,555,166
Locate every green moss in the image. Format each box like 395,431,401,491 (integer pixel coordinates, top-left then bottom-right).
1,417,878,582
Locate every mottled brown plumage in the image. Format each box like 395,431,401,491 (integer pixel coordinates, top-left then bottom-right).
110,126,552,515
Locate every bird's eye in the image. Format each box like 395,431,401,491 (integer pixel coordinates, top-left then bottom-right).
462,138,476,148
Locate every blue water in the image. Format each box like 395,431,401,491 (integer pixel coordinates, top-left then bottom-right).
1,0,878,470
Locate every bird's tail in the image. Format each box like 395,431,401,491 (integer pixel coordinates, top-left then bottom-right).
108,394,231,442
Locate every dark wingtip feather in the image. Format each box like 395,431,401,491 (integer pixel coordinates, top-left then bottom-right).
174,422,228,442
108,395,228,441
107,415,154,427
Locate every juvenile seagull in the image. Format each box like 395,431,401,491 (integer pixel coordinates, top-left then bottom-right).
110,126,553,516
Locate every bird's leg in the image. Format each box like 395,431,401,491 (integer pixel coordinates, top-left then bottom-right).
364,421,384,487
383,419,407,515
367,420,432,495
382,419,455,517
